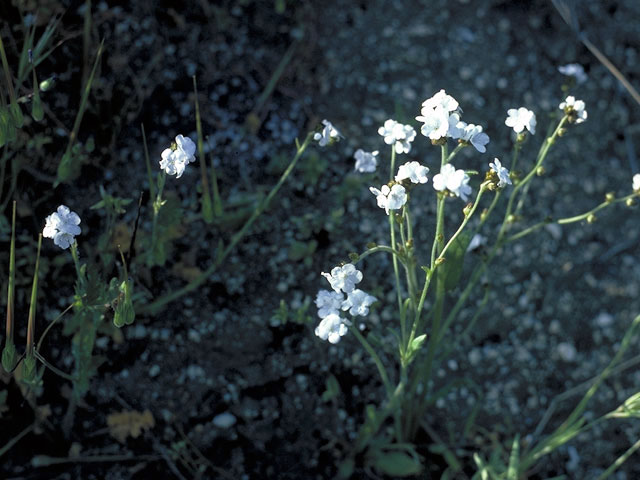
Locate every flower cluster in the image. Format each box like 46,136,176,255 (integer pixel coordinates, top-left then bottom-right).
354,149,379,173
43,205,81,249
559,96,588,124
433,164,472,201
160,134,197,178
416,89,490,153
395,161,429,184
489,158,512,188
505,107,536,135
378,119,416,154
370,184,407,214
314,119,342,147
315,264,376,344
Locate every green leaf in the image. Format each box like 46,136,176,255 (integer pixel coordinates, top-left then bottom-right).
321,374,340,402
9,102,23,128
31,91,44,121
507,435,520,480
442,231,471,291
0,106,13,147
373,450,422,477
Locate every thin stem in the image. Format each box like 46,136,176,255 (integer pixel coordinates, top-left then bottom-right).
350,324,392,395
388,147,405,346
595,438,640,480
0,424,34,458
34,351,76,382
141,124,155,201
139,133,314,314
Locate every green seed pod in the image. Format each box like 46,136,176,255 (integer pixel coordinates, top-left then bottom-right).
1,341,17,372
32,91,44,122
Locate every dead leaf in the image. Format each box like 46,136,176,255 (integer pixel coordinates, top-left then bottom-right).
107,409,155,443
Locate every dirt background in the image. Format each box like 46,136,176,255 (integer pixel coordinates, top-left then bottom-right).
1,0,640,479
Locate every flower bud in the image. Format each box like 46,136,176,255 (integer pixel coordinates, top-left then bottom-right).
463,203,473,216
557,127,567,137
605,192,615,203
435,257,446,266
348,252,360,262
626,197,636,207
480,208,489,222
366,242,377,249
536,166,545,176
587,214,596,224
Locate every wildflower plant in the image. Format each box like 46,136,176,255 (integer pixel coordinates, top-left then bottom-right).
312,86,640,477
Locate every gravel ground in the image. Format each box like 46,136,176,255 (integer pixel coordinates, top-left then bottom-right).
2,1,640,479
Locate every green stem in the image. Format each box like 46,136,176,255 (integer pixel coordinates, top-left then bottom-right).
388,147,405,347
0,424,34,458
350,325,392,395
139,133,314,314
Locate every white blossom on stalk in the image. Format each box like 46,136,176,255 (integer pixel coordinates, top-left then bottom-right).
489,158,512,188
354,149,379,173
461,124,490,153
559,96,588,123
416,106,450,140
321,264,363,294
447,113,465,140
420,89,459,113
160,134,197,178
505,107,536,135
432,164,472,201
315,290,344,318
315,313,348,344
395,161,429,184
314,119,342,147
377,119,416,154
341,289,377,317
369,184,407,214
558,64,588,84
43,205,81,249
633,173,640,192
417,89,462,140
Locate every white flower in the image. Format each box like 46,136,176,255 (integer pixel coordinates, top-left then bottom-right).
433,164,472,201
633,173,640,192
395,161,429,184
416,106,450,140
315,313,348,344
321,264,363,294
315,290,344,318
314,119,341,147
505,107,536,135
43,205,81,249
420,89,459,113
558,63,588,84
378,119,416,154
559,96,588,123
341,289,377,317
354,149,378,173
369,184,407,214
447,113,465,140
489,158,512,188
461,124,490,153
466,234,487,252
160,134,197,178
